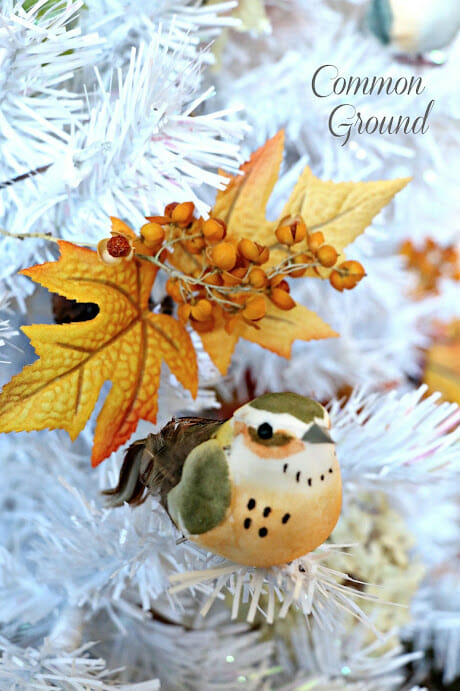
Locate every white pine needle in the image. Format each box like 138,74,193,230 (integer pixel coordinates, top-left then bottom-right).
169,544,386,628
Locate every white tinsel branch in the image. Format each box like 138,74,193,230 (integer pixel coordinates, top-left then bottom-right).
169,544,385,627
0,636,160,690
330,385,460,487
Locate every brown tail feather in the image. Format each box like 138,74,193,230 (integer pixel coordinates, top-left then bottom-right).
102,439,149,507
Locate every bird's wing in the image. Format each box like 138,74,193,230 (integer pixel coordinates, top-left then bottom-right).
103,418,225,508
167,439,231,535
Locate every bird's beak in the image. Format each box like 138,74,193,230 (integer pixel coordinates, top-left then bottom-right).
302,424,333,444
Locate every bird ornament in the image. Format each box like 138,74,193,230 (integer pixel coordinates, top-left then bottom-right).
105,393,342,567
367,0,460,56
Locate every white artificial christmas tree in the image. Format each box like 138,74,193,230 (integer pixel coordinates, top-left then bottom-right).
0,1,459,689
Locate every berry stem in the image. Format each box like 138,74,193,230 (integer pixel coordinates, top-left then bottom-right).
0,227,97,248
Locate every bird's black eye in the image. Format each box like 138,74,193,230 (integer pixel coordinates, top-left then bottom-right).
257,423,273,440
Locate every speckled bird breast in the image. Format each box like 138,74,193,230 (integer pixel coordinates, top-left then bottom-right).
192,435,342,567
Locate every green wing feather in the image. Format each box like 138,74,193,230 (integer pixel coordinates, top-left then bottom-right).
167,439,231,535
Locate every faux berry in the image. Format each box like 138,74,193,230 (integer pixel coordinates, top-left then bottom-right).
317,245,338,268
140,222,165,250
308,231,325,252
275,220,307,246
202,218,227,243
210,242,237,271
171,202,195,226
238,239,269,265
242,296,266,321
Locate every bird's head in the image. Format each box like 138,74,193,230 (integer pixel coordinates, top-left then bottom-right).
230,392,332,459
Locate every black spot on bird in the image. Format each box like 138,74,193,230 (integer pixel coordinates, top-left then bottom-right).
244,518,251,529
321,474,324,481
263,506,271,517
298,565,306,573
247,498,256,510
282,513,290,524
308,478,312,486
329,468,333,473
259,527,268,538
283,463,288,473
296,471,301,482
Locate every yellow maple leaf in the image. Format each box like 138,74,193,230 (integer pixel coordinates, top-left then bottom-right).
424,320,460,404
200,130,410,373
0,241,198,465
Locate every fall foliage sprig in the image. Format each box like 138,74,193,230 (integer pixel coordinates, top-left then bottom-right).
99,200,366,338
0,131,410,464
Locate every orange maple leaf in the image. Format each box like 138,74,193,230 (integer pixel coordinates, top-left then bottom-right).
0,241,198,465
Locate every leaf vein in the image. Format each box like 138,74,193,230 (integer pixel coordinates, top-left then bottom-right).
146,319,180,351
0,319,139,412
310,204,359,232
64,277,140,313
57,342,93,354
75,365,84,415
111,319,148,440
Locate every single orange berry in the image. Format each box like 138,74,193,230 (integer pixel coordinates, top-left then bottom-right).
289,253,310,278
344,259,365,275
202,218,227,243
242,296,266,321
141,222,165,249
210,242,237,271
191,316,215,333
238,239,270,265
238,238,258,262
329,270,344,292
171,201,195,226
275,225,293,246
248,267,268,288
191,299,213,322
308,231,325,252
269,288,296,310
317,244,338,268
340,260,366,289
275,220,307,246
330,261,366,291
166,278,186,303
177,303,192,322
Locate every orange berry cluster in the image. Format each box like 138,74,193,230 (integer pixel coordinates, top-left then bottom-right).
401,238,460,294
138,202,308,334
274,219,365,291
101,201,366,335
